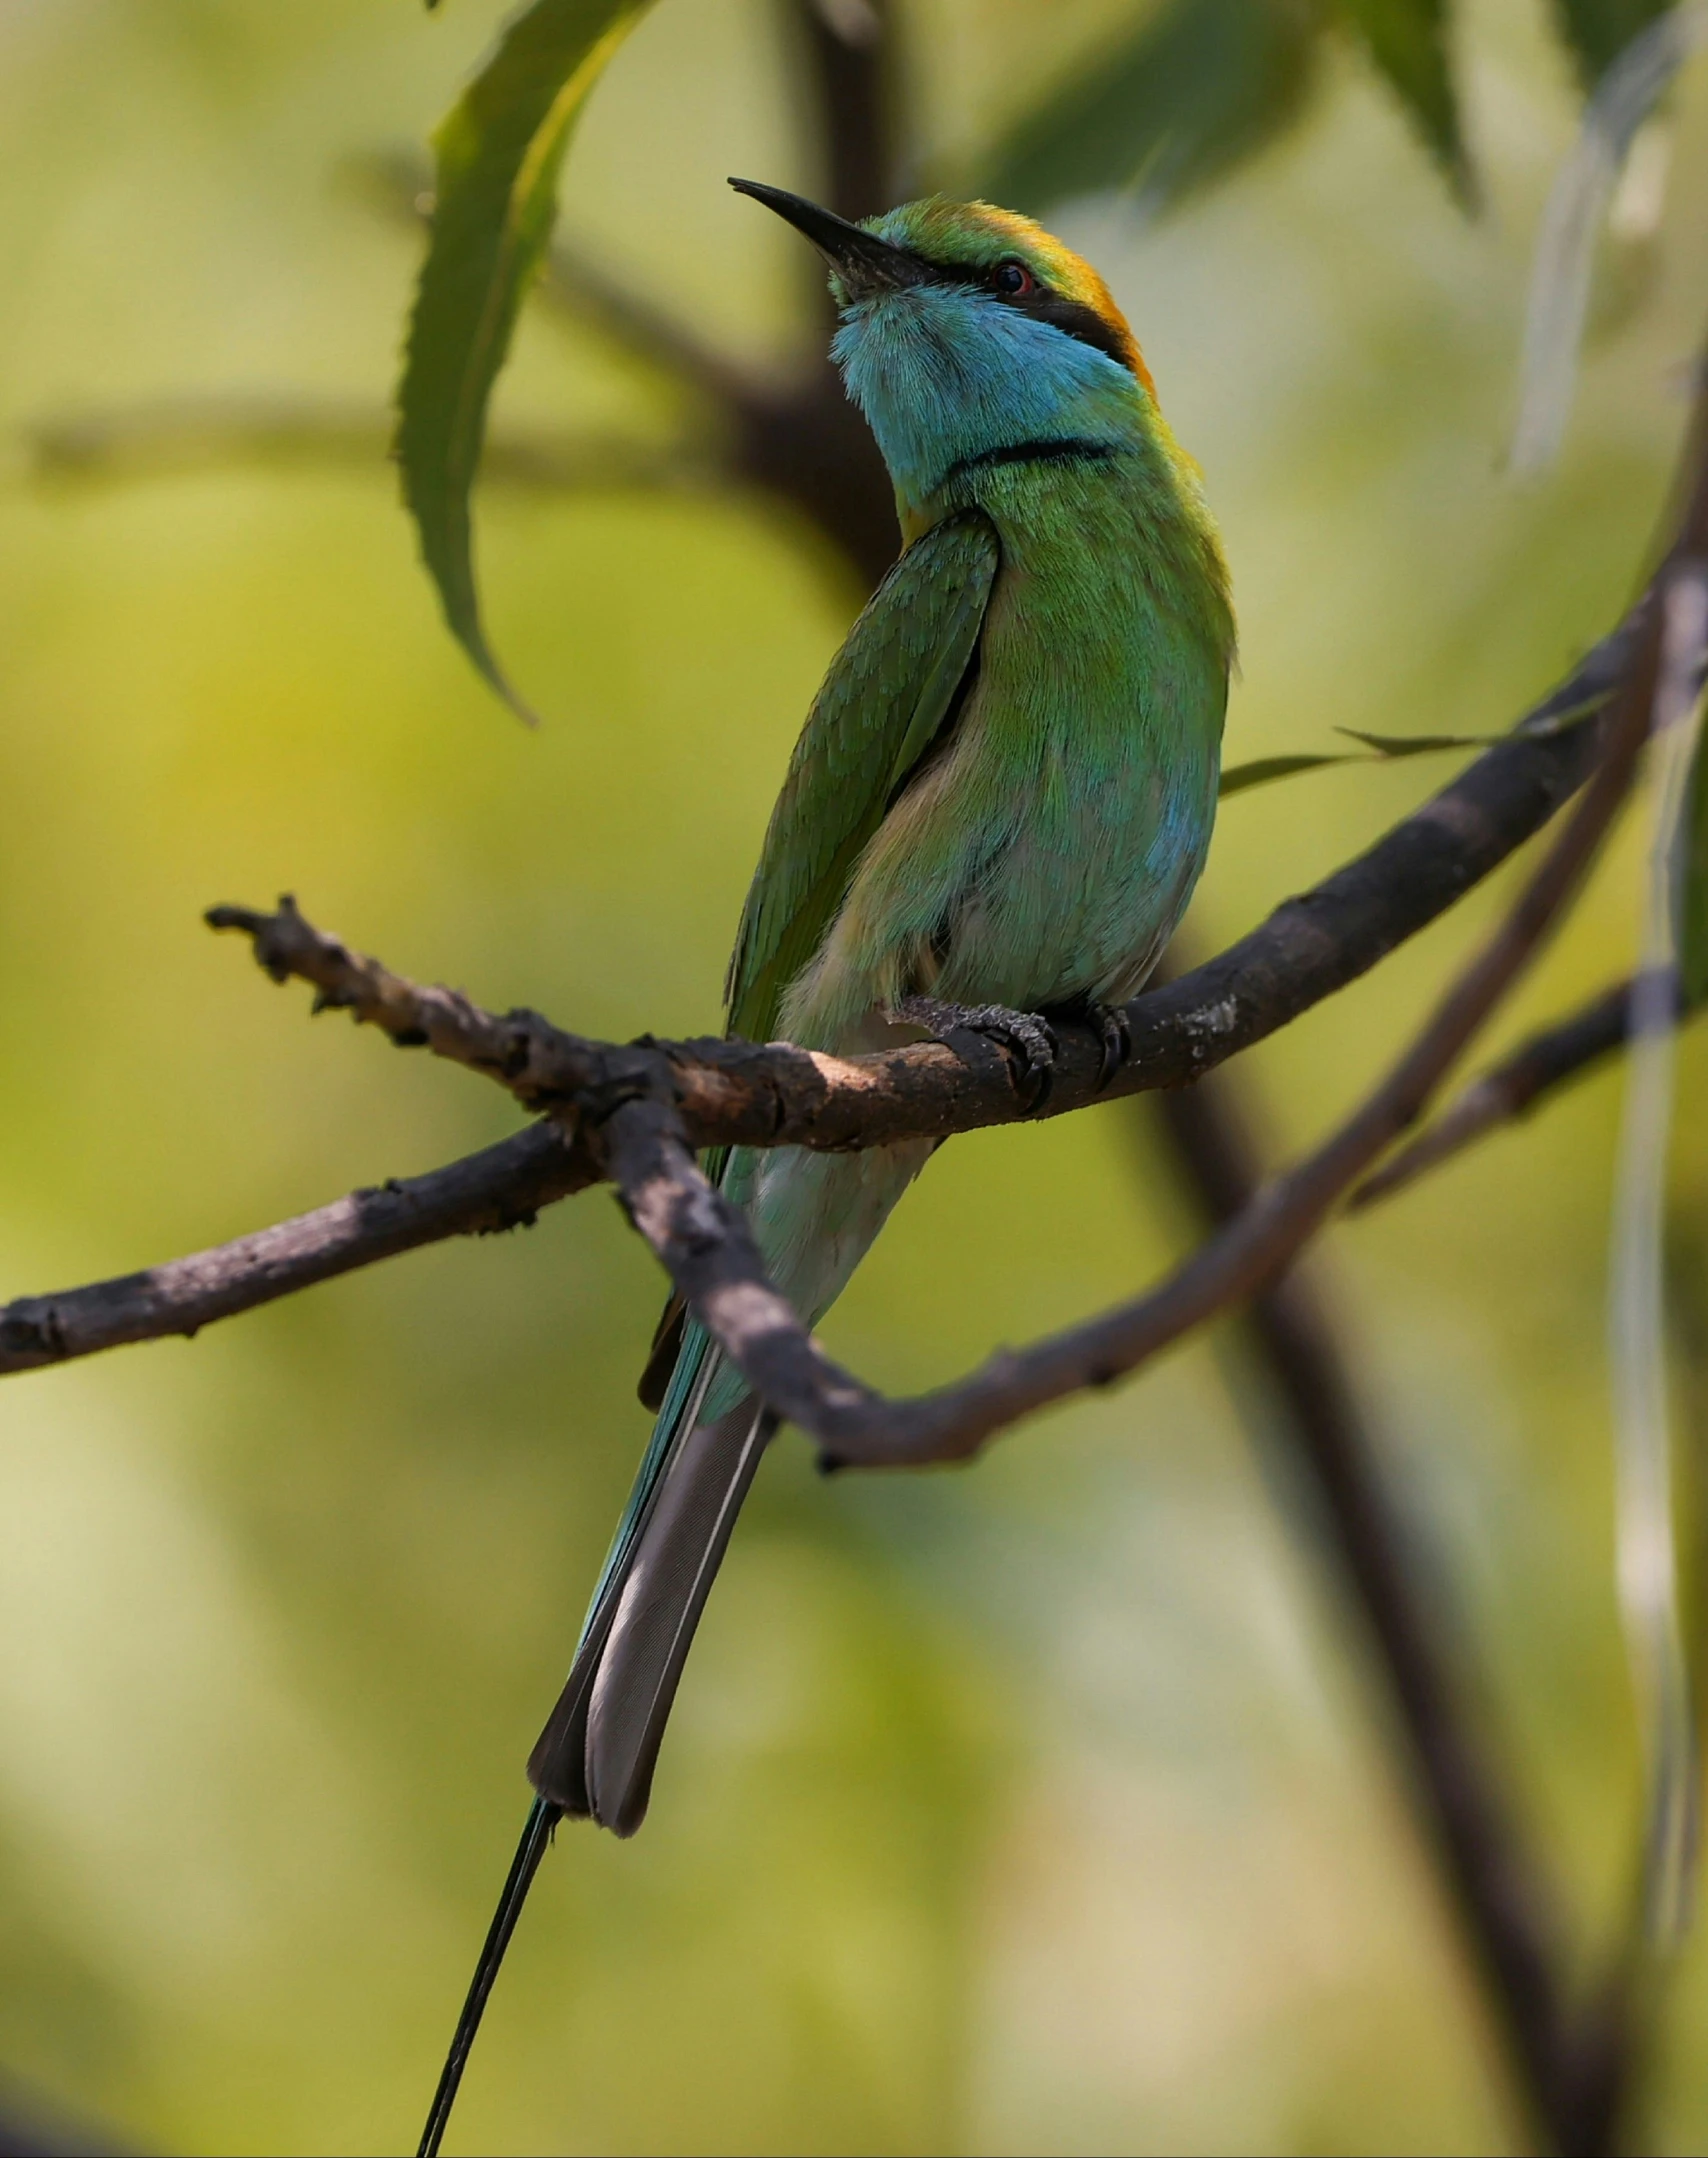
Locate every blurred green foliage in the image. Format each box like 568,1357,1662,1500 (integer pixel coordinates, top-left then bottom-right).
1552,0,1677,89
0,1,1706,2153
977,0,1325,224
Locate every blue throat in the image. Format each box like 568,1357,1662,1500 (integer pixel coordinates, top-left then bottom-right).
831,284,1146,507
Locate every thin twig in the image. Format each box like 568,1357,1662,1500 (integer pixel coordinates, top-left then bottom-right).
0,1124,587,1377
1352,975,1686,1208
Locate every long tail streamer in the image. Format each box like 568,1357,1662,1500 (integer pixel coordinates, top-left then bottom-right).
417,1796,562,2158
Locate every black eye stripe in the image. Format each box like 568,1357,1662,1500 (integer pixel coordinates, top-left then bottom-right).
1023,294,1133,369
898,249,1135,373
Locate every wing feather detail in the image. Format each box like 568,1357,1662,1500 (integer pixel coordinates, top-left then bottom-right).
725,511,1000,1045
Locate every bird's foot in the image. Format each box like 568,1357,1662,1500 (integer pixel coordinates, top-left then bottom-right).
891,994,1059,1112
1083,999,1131,1092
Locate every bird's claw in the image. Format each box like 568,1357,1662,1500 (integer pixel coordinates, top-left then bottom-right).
892,994,1059,1111
1088,1000,1130,1091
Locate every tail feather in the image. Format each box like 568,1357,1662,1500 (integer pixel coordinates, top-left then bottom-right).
523,1319,719,1809
586,1395,776,1833
419,1141,929,2147
530,1388,776,1834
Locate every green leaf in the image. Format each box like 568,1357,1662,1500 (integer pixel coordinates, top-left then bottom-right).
398,0,653,719
1219,753,1346,795
1335,725,1497,753
1331,0,1473,203
1549,0,1675,91
1677,724,1708,1004
980,0,1325,219
1219,726,1495,796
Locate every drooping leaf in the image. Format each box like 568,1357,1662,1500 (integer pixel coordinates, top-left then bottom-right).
1677,723,1708,1003
398,0,653,718
980,0,1326,220
1219,726,1495,796
1550,0,1676,90
1332,0,1473,203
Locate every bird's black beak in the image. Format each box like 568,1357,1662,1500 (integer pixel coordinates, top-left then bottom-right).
728,178,917,297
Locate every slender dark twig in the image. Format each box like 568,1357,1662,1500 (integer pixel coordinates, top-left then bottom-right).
187,601,1655,1477
201,635,1623,1138
0,1124,588,1378
1351,975,1690,1208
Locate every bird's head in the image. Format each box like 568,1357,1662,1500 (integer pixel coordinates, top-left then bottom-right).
731,180,1157,510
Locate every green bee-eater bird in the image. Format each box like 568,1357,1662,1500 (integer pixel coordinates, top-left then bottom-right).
420,180,1233,2155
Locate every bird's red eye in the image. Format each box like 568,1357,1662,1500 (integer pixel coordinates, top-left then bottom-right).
993,259,1035,297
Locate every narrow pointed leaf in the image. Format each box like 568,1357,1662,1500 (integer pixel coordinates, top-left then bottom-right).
1219,753,1348,795
1335,726,1497,753
1332,0,1473,202
1220,726,1495,797
398,0,653,718
981,0,1325,219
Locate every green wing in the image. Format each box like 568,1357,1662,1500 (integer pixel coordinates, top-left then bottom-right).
725,511,1000,1044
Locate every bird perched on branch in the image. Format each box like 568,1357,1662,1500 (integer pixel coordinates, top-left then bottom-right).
422,182,1233,2154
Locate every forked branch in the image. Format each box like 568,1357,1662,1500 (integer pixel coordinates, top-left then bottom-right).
1352,974,1690,1207
598,576,1662,1470
0,607,1647,1384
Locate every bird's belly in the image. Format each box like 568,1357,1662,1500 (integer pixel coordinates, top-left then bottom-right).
932,749,1212,1010
780,723,1216,1058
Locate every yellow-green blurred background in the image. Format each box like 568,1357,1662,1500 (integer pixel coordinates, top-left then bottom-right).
0,1,1705,2150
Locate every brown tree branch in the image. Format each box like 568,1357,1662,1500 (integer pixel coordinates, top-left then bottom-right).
589,546,1676,1475
203,623,1625,1145
600,524,1692,1493
0,621,1625,1388
1352,974,1690,1208
486,595,1658,1491
0,1123,588,1377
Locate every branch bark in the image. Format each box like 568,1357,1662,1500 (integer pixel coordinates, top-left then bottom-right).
361,581,1661,1483
0,1124,587,1376
589,616,1651,1473
0,617,1632,1387
1352,974,1689,1208
202,628,1624,1149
